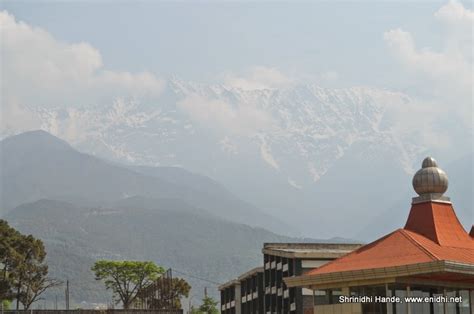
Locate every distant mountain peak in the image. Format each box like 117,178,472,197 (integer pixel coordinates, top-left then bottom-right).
1,129,73,152
11,129,58,139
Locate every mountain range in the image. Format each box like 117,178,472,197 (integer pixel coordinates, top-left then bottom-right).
5,198,294,306
1,130,336,306
0,130,286,232
2,80,471,238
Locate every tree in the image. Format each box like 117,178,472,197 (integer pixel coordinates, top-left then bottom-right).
189,306,201,314
11,234,61,310
1,299,11,310
0,220,59,310
0,220,22,301
140,277,190,309
16,274,61,310
166,278,191,309
92,260,164,309
191,296,219,314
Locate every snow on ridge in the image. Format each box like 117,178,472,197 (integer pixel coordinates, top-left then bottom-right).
3,78,424,183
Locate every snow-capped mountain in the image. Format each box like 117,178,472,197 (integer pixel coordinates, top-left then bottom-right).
19,80,419,174
2,79,469,238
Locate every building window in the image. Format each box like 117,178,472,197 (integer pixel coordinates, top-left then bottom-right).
409,285,432,314
445,288,471,314
314,290,328,305
331,289,343,304
350,285,387,314
458,290,471,314
314,289,343,305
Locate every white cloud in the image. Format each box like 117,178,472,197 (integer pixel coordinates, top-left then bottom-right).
223,66,293,91
0,10,165,132
435,0,474,28
176,94,275,136
1,101,42,133
383,1,473,126
384,28,471,93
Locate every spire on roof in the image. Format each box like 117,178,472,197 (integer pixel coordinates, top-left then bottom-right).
412,156,450,204
405,157,472,247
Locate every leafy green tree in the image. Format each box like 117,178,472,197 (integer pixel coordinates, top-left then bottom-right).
11,235,61,310
0,219,22,301
189,306,201,314
191,295,219,314
1,299,11,310
0,220,59,310
141,277,190,309
91,260,164,309
168,278,191,309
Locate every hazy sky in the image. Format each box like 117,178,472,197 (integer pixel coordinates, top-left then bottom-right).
1,1,473,238
2,0,472,143
2,0,472,140
3,0,470,90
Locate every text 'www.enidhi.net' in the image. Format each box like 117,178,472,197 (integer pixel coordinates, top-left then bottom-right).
339,295,464,304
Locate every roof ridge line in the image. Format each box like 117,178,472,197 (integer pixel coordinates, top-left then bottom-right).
400,229,439,261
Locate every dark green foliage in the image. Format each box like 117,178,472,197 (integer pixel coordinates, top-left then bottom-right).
137,277,191,310
91,260,164,309
0,220,60,309
1,299,11,310
191,296,219,314
167,278,191,309
0,219,22,301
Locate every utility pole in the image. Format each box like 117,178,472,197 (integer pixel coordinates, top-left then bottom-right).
188,295,193,314
55,295,58,310
65,280,70,310
204,287,208,298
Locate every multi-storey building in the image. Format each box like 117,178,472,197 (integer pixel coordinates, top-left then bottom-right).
220,279,240,314
240,267,265,314
219,267,264,314
262,243,362,314
219,243,362,314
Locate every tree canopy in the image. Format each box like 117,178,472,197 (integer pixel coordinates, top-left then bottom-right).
191,295,219,314
138,277,190,310
0,219,60,309
91,260,164,309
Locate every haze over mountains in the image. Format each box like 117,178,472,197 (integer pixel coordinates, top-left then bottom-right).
1,90,471,306
1,130,317,305
0,130,286,231
3,80,472,238
5,198,294,305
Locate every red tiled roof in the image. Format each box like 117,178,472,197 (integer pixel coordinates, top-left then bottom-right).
470,226,474,238
404,202,473,248
307,202,474,276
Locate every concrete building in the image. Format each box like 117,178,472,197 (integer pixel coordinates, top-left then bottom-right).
285,157,474,314
219,267,265,314
220,279,241,314
240,267,265,314
263,243,361,314
219,243,362,314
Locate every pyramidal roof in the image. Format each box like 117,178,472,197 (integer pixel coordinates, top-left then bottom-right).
307,157,474,277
